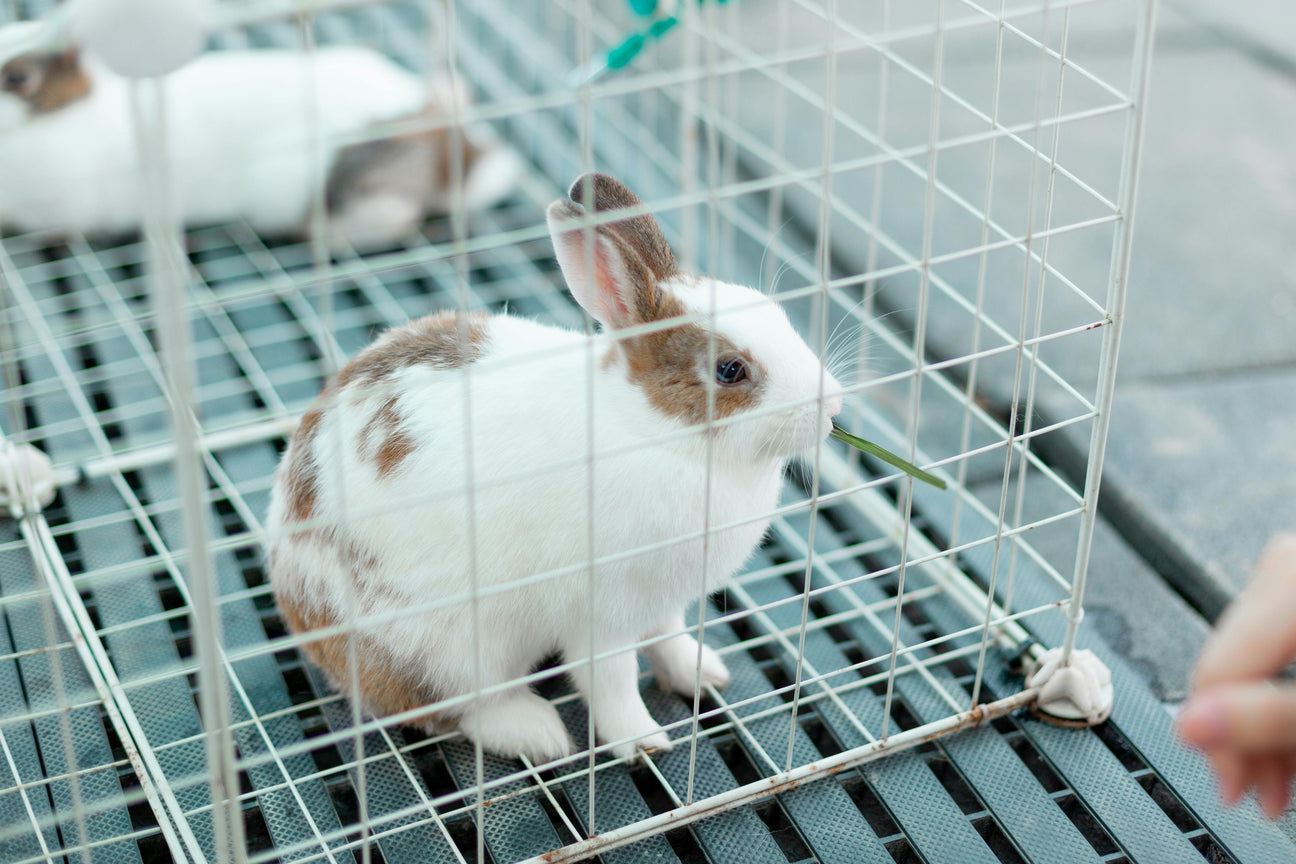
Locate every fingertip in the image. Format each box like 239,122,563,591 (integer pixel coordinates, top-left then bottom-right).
1211,752,1246,805
1262,782,1290,821
1270,758,1296,820
1178,695,1229,749
1189,639,1229,692
1184,682,1296,754
1261,533,1296,561
1254,759,1293,820
1188,666,1216,696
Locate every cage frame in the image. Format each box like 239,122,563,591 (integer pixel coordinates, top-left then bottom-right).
0,0,1161,861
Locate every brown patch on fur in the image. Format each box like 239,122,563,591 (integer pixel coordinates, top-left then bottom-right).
434,127,481,191
618,292,764,426
555,175,762,425
603,222,665,325
376,429,415,477
273,533,442,721
567,173,678,281
295,528,406,610
361,395,416,478
278,587,441,720
326,119,482,213
550,196,671,330
336,310,489,390
299,527,381,574
283,408,325,523
1,48,91,113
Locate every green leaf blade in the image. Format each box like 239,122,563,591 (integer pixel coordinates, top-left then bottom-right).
830,423,948,490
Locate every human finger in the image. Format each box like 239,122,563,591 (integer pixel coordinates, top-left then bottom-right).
1208,750,1247,806
1193,535,1296,691
1178,680,1296,754
1255,756,1294,820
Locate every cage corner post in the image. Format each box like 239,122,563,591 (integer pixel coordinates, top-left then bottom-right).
119,1,246,857
1058,0,1159,679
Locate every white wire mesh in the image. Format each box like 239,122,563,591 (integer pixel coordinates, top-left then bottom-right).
0,0,1156,861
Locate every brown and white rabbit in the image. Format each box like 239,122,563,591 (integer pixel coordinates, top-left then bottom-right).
266,174,844,762
0,20,520,247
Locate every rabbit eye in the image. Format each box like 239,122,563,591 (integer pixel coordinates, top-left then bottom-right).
715,358,747,385
3,67,30,92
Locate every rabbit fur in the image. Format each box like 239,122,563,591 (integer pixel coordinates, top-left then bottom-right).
0,30,520,247
266,173,844,762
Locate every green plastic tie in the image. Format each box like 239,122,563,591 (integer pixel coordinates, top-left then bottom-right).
572,0,733,86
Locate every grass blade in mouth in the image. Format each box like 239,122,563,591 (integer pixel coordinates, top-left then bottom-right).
830,423,948,490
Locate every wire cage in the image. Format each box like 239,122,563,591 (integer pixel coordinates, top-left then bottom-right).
0,0,1159,862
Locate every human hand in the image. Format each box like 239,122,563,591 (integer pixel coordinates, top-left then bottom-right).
1178,534,1296,818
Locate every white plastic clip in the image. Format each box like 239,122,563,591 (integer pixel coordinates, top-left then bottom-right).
1026,647,1114,728
0,441,58,516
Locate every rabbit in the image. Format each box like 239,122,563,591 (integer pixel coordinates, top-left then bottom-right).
265,173,845,762
0,25,521,248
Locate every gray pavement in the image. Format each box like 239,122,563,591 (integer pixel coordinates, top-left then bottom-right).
1100,0,1296,603
764,0,1296,686
958,1,1296,832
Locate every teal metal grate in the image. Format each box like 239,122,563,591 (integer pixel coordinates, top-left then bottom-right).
3,1,1287,862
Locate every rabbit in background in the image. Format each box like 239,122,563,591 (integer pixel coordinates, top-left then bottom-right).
0,20,522,249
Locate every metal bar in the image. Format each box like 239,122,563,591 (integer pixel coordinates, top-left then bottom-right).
0,242,205,863
969,0,1059,708
0,2,1171,862
818,445,1045,664
1060,0,1159,662
132,76,245,864
17,514,199,863
513,687,1036,864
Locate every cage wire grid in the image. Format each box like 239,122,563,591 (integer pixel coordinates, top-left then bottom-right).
2,0,1284,863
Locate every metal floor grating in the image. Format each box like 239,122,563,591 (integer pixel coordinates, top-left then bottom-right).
3,327,1293,864
4,176,1294,864
2,1,1294,862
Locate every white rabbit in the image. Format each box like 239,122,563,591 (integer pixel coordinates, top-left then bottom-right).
265,173,844,762
0,25,520,247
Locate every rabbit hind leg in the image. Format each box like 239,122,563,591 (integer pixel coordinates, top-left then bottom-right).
322,193,424,254
280,596,449,730
642,612,731,698
454,688,574,764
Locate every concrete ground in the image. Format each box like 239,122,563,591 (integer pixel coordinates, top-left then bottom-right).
733,0,1292,698
943,0,1296,700
1027,0,1296,834
713,0,1295,830
961,0,1296,833
867,0,1296,834
1090,0,1296,615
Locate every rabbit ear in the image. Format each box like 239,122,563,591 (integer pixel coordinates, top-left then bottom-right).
547,198,662,330
566,173,677,281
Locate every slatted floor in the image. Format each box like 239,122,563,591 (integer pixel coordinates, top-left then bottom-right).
4,187,1294,864
3,287,1293,864
3,1,1295,862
